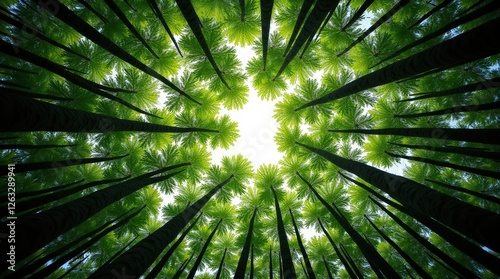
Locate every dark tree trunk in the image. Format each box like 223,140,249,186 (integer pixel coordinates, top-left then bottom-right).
147,0,183,56
342,0,376,31
239,0,246,21
395,101,500,119
100,235,139,269
103,0,159,58
186,219,222,279
215,248,227,279
338,243,364,279
76,0,108,23
145,212,203,279
250,244,255,279
0,154,128,176
16,179,84,199
0,63,37,74
57,255,88,279
296,17,500,110
384,150,500,179
426,179,500,206
458,0,487,16
388,141,500,161
365,216,432,279
172,252,195,279
322,256,334,279
271,186,297,279
408,0,453,30
289,209,315,279
269,246,273,279
337,0,410,57
297,142,500,254
328,127,500,145
260,0,274,71
338,171,479,278
175,0,230,89
283,0,315,56
234,207,258,278
0,92,218,133
90,175,234,278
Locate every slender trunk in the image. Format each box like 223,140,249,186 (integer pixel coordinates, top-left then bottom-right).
338,243,364,279
250,243,255,279
16,179,84,199
298,172,399,278
269,246,273,279
0,79,31,90
0,92,218,133
283,0,315,56
342,0,376,31
458,0,487,16
0,41,156,117
103,0,159,58
0,63,37,74
426,252,464,278
317,218,356,279
260,0,274,71
5,170,182,263
395,101,500,118
274,0,339,80
408,0,454,30
297,141,500,254
384,150,500,179
175,0,230,89
145,212,203,279
296,17,500,110
57,255,88,279
186,219,222,279
215,248,227,279
100,236,139,269
337,0,410,57
271,186,297,279
365,216,432,279
322,256,334,279
33,0,200,105
30,206,145,278
0,154,128,176
338,171,478,278
373,0,499,68
90,175,234,278
234,207,258,278
388,141,500,161
314,8,334,41
147,0,182,57
76,0,108,23
289,209,315,279
172,253,195,279
15,175,130,214
239,0,246,21
328,127,500,145
426,179,500,206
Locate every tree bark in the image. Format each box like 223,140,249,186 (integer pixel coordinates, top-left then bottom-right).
186,219,222,279
234,207,258,278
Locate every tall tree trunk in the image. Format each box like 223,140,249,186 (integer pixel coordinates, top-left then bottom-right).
289,209,315,279
327,127,500,145
269,246,273,279
365,216,432,279
234,207,258,278
337,0,410,57
338,242,364,279
0,63,37,74
270,186,297,279
394,101,500,118
1,92,218,133
32,0,201,105
274,0,339,80
0,154,128,176
172,252,195,279
186,219,222,279
296,17,500,110
398,77,500,102
4,169,182,263
260,0,274,71
426,179,500,206
239,0,246,21
297,141,500,254
298,172,399,278
90,174,234,278
57,255,88,279
458,0,488,16
75,0,108,23
322,256,334,279
372,0,499,68
250,243,255,279
215,247,227,279
16,179,84,199
342,0,376,31
31,206,145,278
283,0,315,56
147,0,183,56
388,142,500,161
407,0,454,30
145,212,203,279
100,235,139,269
174,0,230,89
384,150,500,179
338,171,479,278
103,0,159,58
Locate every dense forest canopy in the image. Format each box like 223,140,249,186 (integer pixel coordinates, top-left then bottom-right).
1,0,500,278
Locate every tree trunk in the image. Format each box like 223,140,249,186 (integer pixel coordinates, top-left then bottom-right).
271,185,297,279
338,242,364,279
172,252,195,279
395,101,500,119
269,246,273,279
365,216,432,279
0,63,37,74
342,0,376,31
408,0,453,30
100,235,139,269
283,0,315,56
239,0,246,21
75,0,108,23
322,255,334,279
215,247,227,279
32,0,200,105
297,141,500,254
250,243,255,279
384,150,500,179
1,92,218,133
296,17,500,110
337,0,410,57
234,207,258,278
147,0,183,56
90,174,234,278
186,219,222,279
388,141,500,161
328,127,500,145
289,208,315,279
260,0,274,71
426,179,500,206
16,179,84,199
